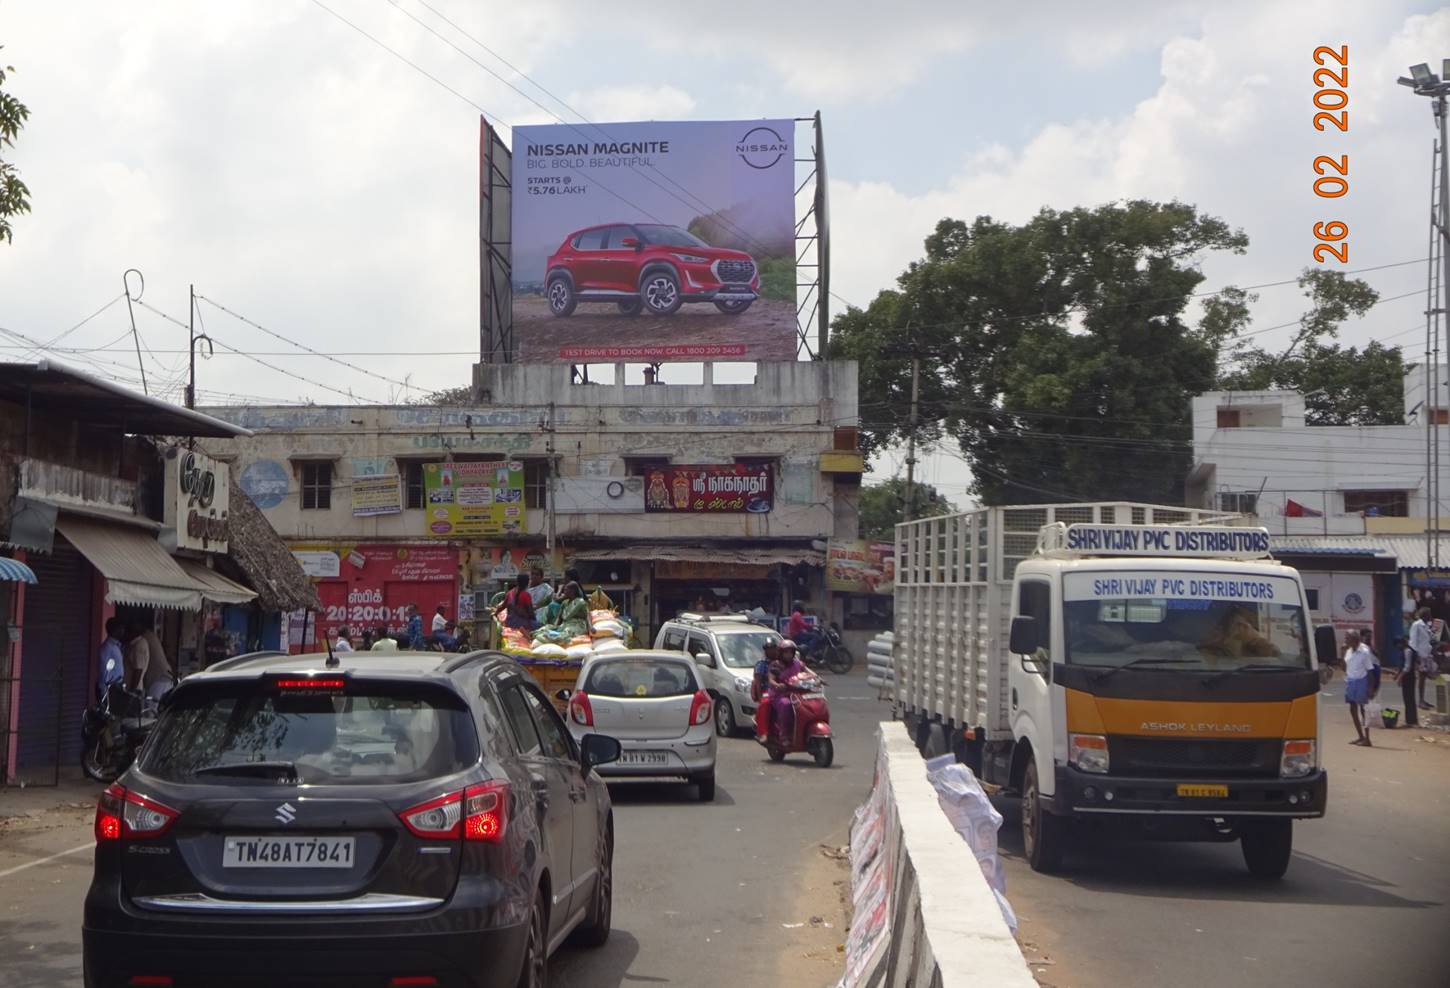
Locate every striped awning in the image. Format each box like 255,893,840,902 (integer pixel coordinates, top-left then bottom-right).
176,558,257,606
55,516,207,610
0,557,38,584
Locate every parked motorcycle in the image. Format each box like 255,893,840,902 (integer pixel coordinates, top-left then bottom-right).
758,670,833,767
80,684,157,783
801,623,854,675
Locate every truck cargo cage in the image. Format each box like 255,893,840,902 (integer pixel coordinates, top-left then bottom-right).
892,502,1244,741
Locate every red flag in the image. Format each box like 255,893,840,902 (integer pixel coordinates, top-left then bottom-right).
1283,499,1323,518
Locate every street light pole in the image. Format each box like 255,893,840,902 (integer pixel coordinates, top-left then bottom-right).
1401,60,1450,564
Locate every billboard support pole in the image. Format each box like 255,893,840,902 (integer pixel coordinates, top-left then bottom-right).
792,113,829,360
479,116,514,366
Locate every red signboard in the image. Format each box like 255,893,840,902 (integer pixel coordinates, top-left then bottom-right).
643,464,772,514
303,544,459,649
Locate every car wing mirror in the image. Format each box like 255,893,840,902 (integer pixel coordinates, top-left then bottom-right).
1009,615,1038,655
580,733,621,771
1313,625,1339,666
620,237,639,249
694,652,716,668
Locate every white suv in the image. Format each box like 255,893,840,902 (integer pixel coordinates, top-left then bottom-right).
654,614,779,737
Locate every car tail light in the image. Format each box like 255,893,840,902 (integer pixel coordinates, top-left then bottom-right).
273,678,347,690
388,978,439,987
463,781,508,843
689,690,712,726
128,977,174,987
400,790,463,839
96,783,178,841
570,691,594,727
401,782,510,843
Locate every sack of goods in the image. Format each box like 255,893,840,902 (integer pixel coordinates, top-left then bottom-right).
594,639,628,654
533,643,568,659
592,620,626,640
565,643,593,661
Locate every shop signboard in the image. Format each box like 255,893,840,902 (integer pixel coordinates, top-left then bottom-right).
421,461,525,536
509,118,797,364
164,449,229,552
827,540,895,595
643,464,772,514
294,543,461,649
352,474,402,517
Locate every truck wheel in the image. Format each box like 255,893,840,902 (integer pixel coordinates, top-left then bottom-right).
1240,819,1293,879
1022,760,1065,873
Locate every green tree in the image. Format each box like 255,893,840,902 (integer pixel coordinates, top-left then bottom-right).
0,47,30,244
858,477,956,540
1217,270,1391,425
833,201,1249,505
410,384,473,406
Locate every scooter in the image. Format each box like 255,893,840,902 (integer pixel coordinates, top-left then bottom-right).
80,684,157,783
758,670,833,767
801,623,854,675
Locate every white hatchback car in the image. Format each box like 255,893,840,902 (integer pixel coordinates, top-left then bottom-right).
563,651,718,801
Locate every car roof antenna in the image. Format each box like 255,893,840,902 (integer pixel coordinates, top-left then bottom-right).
323,613,340,669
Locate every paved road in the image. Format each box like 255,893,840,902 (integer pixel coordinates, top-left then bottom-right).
0,676,884,988
1002,683,1450,988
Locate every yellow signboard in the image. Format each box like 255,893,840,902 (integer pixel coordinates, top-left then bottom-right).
422,461,525,537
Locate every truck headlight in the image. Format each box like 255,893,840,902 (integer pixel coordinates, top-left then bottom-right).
1280,739,1316,778
1069,733,1109,774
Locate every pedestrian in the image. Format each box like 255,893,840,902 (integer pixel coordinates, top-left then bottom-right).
126,620,175,700
202,617,231,669
1343,629,1377,747
1393,635,1418,728
96,616,126,701
1409,606,1436,710
334,626,354,653
431,605,447,637
370,626,398,652
405,604,424,650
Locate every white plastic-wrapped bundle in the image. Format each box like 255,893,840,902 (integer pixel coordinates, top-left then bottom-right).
924,752,1011,926
565,644,593,660
592,620,626,639
532,643,568,658
593,639,628,653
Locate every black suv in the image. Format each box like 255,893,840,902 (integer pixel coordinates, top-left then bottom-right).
83,650,621,988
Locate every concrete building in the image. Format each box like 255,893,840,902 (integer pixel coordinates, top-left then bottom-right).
1188,369,1450,657
202,360,872,651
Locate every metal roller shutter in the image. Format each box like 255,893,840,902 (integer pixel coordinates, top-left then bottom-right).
18,540,92,773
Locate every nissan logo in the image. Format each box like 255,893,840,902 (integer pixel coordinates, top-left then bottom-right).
736,126,788,169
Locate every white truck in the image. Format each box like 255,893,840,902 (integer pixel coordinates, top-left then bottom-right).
893,502,1336,878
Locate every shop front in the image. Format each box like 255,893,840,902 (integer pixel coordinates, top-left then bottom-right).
290,541,462,651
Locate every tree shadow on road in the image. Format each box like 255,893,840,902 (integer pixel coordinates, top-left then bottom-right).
993,795,1441,909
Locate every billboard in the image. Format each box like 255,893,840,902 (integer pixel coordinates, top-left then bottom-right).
421,461,526,537
164,450,229,553
643,464,772,514
510,119,797,363
826,540,895,596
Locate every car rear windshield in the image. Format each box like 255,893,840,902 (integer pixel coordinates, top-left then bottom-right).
139,682,480,786
585,659,698,698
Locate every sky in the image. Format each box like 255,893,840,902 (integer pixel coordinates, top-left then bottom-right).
2,0,1449,505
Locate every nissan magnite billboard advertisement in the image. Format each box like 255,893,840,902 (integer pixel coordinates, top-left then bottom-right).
511,118,796,363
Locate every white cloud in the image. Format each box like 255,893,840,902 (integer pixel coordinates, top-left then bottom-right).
565,85,697,123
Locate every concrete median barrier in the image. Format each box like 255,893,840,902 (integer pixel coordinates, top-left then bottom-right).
839,721,1034,988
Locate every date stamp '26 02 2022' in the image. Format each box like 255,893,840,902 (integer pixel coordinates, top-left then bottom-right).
1312,45,1350,264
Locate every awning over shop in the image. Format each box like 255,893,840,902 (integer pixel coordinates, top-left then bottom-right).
0,557,37,584
569,544,826,567
177,558,258,606
55,516,207,610
1271,534,1441,570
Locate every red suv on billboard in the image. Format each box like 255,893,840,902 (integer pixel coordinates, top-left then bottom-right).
544,223,760,317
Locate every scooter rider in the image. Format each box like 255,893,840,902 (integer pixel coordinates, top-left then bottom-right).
753,639,779,742
766,639,805,741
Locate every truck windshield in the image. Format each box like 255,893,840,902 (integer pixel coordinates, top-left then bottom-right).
1062,571,1311,670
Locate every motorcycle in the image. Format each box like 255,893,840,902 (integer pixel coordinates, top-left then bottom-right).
81,684,158,783
758,670,833,767
801,623,854,675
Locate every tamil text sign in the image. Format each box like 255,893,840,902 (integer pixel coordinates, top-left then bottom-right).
643,464,772,514
164,450,229,552
422,461,525,536
510,119,797,363
352,474,402,517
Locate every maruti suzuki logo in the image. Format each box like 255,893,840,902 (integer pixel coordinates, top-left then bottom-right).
274,802,297,825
